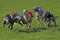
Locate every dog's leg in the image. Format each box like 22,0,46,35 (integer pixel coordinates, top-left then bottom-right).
52,17,56,27
3,21,6,27
48,20,51,27
43,18,46,26
10,23,14,30
44,18,49,29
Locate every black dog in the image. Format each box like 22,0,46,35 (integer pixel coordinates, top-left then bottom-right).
3,14,24,30
44,11,56,27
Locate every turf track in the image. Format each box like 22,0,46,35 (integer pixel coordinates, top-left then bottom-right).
0,0,60,40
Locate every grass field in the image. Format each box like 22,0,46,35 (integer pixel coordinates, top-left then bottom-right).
0,0,60,40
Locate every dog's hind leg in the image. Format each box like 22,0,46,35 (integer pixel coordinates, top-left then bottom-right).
3,21,6,27
9,23,14,30
48,20,51,27
52,17,56,27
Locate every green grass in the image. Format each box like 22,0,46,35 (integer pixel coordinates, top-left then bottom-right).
0,0,60,40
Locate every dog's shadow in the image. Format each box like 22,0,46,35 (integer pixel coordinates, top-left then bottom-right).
16,27,47,33
51,25,60,27
15,25,60,33
55,25,60,31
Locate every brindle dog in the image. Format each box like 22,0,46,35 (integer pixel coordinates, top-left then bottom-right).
3,13,25,30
